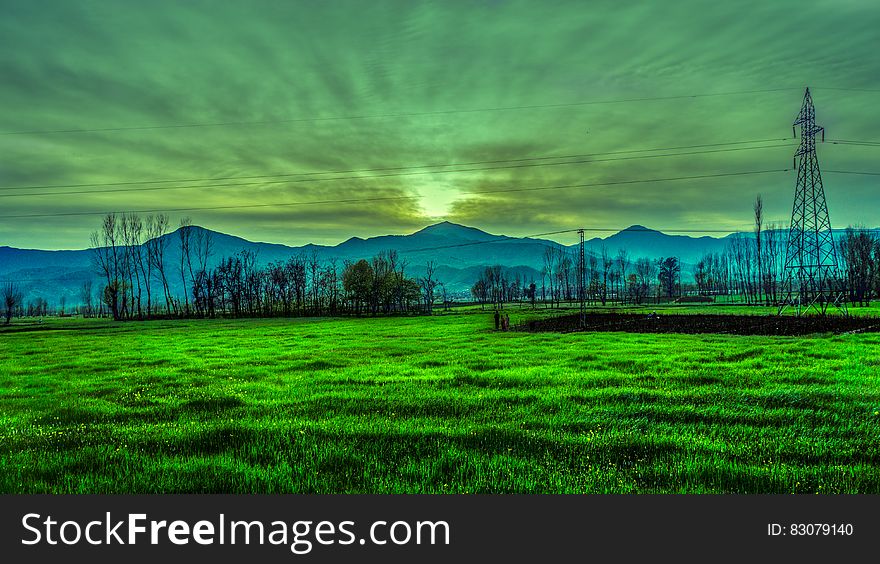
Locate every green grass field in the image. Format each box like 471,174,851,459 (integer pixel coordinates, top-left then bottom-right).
1,307,879,493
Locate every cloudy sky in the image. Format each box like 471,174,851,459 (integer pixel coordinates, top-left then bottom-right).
1,0,878,249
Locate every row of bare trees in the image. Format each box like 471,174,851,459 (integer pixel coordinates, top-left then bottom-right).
84,212,443,320
696,225,880,307
90,212,182,319
182,249,332,318
693,195,880,307
838,226,880,306
536,245,683,306
715,195,786,304
176,249,433,318
470,266,535,309
470,248,684,309
539,245,638,306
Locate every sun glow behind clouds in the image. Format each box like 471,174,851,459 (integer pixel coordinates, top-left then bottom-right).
413,177,463,219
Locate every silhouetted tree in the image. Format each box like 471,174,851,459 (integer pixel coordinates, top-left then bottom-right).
600,245,612,305
79,280,93,317
3,282,23,324
616,248,629,305
178,217,194,316
343,259,373,315
657,257,680,298
146,214,173,315
839,226,879,306
420,261,438,314
91,213,122,320
633,257,655,304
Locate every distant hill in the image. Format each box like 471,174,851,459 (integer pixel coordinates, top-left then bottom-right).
0,246,92,273
9,221,860,305
585,225,729,264
0,222,560,301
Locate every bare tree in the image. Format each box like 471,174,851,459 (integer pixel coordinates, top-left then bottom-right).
588,254,598,305
616,248,629,305
542,246,557,308
600,245,613,305
633,257,655,304
121,213,145,318
192,227,214,316
308,250,321,314
727,233,755,303
324,257,339,314
558,252,572,302
763,223,782,304
420,261,438,314
657,257,680,298
178,217,194,315
839,225,878,306
79,280,93,318
439,282,449,311
145,214,173,314
2,282,23,324
754,195,766,305
91,213,122,320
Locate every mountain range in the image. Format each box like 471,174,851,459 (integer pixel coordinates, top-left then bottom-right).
0,221,797,303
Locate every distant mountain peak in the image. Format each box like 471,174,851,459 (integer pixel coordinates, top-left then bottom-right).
411,221,497,240
621,224,655,233
414,221,471,233
168,224,225,237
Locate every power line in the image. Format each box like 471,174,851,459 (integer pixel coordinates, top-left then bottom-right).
0,87,799,136
0,143,795,199
455,168,788,197
825,169,880,176
0,168,787,220
0,137,791,192
812,87,880,93
827,139,880,146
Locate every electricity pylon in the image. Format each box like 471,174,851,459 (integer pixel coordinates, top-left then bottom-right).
778,87,847,316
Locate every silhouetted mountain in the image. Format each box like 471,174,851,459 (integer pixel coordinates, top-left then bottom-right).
0,222,556,300
0,246,91,273
335,221,508,254
7,221,864,305
584,225,728,263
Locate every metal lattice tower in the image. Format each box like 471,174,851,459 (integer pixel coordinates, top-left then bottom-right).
778,88,847,316
578,229,586,328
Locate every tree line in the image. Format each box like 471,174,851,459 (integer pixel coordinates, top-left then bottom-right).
694,197,880,307
469,249,685,310
82,213,447,320
3,206,880,324
464,198,879,311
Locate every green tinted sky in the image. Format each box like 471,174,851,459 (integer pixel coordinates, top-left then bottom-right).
1,0,878,249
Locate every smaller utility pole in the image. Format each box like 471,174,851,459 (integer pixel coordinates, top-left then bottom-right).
578,229,586,329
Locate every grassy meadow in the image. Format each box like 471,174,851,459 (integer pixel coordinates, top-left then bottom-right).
1,306,879,493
